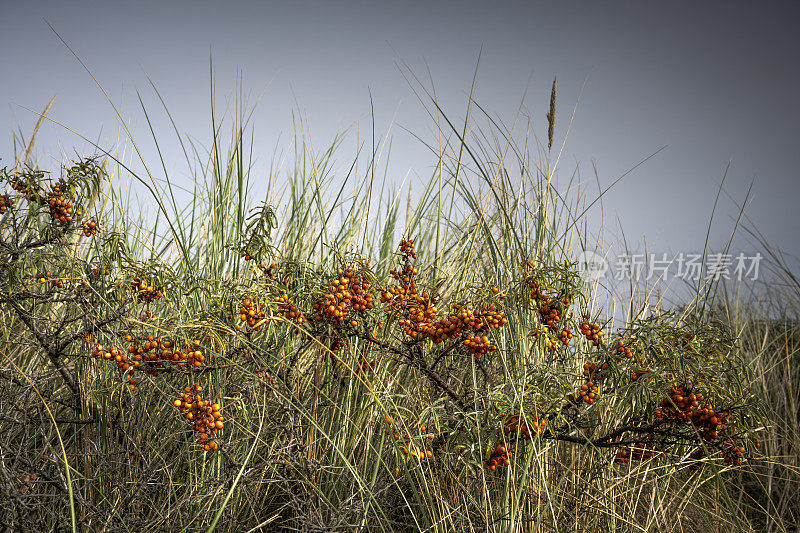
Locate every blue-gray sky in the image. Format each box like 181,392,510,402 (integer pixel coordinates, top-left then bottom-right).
3,0,799,285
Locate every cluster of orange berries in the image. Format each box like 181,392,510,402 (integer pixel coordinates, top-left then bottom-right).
525,269,575,353
174,384,223,452
313,267,374,325
227,298,266,331
93,336,206,387
396,294,441,339
572,381,599,405
610,386,750,467
91,343,140,389
0,193,11,213
380,241,508,350
579,316,603,346
273,293,306,327
722,443,747,465
539,302,562,330
135,336,205,371
422,301,508,346
463,334,495,359
389,262,418,291
398,238,416,260
544,335,558,352
460,304,508,334
402,288,507,342
655,386,729,440
687,441,748,470
532,289,567,331
169,339,206,368
537,327,574,353
132,276,163,303
385,293,435,340
46,179,76,226
82,219,98,237
8,174,42,203
501,411,546,439
382,240,420,299
487,443,512,470
613,339,633,359
382,264,420,302
654,386,750,465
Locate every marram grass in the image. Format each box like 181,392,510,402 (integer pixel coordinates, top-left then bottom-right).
0,78,796,533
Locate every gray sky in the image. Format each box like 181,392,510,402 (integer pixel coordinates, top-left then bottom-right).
3,0,799,288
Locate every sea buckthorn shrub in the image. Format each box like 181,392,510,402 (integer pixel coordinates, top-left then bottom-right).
0,157,768,531
0,161,227,450
223,236,762,477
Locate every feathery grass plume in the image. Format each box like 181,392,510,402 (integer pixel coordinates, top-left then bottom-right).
23,95,56,166
547,76,557,151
